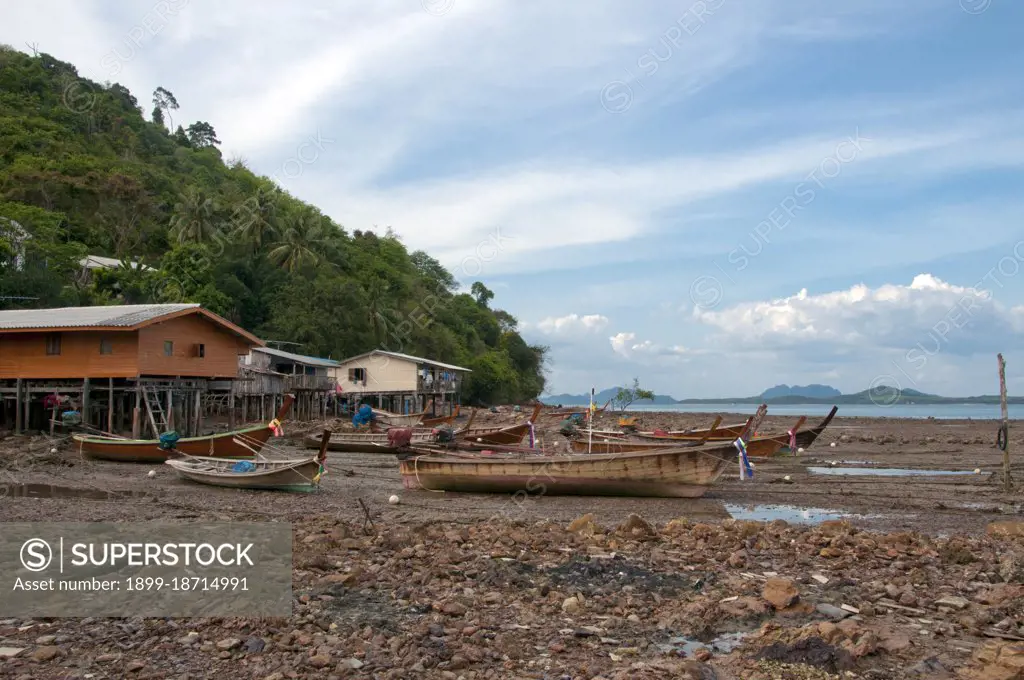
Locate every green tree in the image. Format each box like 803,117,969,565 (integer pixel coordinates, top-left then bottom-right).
612,378,655,413
471,281,494,307
186,121,220,148
267,212,324,273
151,86,178,129
169,187,219,245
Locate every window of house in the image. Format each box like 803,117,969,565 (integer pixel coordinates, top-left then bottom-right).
45,333,61,356
99,338,113,355
196,343,206,358
348,368,366,382
164,340,174,356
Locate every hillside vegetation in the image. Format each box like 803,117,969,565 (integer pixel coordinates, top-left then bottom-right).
0,47,545,404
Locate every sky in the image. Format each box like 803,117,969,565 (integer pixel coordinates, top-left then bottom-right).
3,0,1024,398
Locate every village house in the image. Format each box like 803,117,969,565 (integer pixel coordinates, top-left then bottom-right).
228,346,339,421
331,350,470,416
0,303,262,437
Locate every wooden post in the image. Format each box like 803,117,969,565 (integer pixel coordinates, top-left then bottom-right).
229,381,237,430
49,397,58,437
107,378,114,434
998,353,1012,493
24,382,31,432
166,388,174,431
194,389,202,437
132,383,141,439
82,378,90,429
15,378,22,435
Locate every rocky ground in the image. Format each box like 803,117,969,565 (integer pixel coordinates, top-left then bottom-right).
1,407,1023,679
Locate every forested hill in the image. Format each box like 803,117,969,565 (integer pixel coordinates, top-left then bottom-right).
0,47,546,404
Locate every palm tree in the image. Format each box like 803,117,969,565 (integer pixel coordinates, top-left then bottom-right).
267,212,324,273
169,187,219,245
233,186,278,251
363,277,390,344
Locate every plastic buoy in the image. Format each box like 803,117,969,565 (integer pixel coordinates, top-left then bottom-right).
147,470,156,478
974,468,981,475
830,442,837,448
50,447,58,454
783,475,792,481
388,494,400,505
797,447,805,453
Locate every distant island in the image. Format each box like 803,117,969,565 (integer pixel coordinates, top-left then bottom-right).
541,383,1024,406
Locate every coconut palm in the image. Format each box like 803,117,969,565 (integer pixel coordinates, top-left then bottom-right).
232,186,278,251
267,212,325,273
169,187,219,245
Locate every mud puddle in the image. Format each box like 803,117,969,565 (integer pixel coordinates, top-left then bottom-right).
658,631,748,656
725,503,872,525
807,467,983,477
0,483,153,500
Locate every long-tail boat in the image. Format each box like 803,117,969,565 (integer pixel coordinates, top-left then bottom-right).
633,408,838,451
422,405,460,428
569,435,784,458
457,404,542,446
72,395,295,463
306,410,477,454
372,407,426,427
166,430,329,491
634,415,741,441
399,405,768,498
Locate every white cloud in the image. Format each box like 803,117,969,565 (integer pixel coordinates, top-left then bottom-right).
531,313,609,336
694,274,1024,356
610,332,689,359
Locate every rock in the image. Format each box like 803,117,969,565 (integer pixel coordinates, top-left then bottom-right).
755,637,854,673
878,631,912,653
562,596,581,614
935,595,970,610
762,577,800,609
617,513,657,538
987,521,1024,538
567,514,597,534
30,646,60,662
815,603,851,621
308,653,331,668
971,641,1024,680
442,601,467,616
125,660,146,673
216,638,241,651
178,632,200,645
0,647,26,659
344,658,364,669
678,660,719,679
244,637,266,653
33,635,55,645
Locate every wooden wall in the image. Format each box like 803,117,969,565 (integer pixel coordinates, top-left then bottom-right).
137,314,253,378
0,330,139,379
332,353,418,393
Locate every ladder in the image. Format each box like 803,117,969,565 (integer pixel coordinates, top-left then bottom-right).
142,386,169,436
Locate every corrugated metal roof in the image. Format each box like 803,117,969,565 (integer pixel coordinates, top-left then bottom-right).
0,304,200,330
80,255,155,271
252,346,340,368
338,349,471,373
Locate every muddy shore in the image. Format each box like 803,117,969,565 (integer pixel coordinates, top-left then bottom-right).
1,408,1023,679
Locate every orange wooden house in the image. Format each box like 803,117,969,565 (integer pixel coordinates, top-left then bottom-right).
0,304,264,436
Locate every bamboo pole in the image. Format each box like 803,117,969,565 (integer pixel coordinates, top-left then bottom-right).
14,378,22,434
107,378,114,434
998,353,1012,493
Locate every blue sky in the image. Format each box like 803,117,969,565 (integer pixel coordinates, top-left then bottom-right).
4,0,1024,397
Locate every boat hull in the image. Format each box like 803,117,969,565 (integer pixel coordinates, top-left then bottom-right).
304,433,434,454
399,445,734,498
569,437,783,457
166,458,321,490
73,426,274,463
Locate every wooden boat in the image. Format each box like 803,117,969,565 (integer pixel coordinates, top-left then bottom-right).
634,415,741,441
792,406,838,450
304,429,437,454
569,436,784,458
165,430,328,491
72,395,295,463
306,409,476,454
545,399,611,419
422,405,460,428
458,404,541,446
400,405,768,498
372,407,426,427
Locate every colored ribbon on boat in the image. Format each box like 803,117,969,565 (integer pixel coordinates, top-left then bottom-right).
528,421,536,449
734,438,754,480
269,418,283,437
787,429,797,455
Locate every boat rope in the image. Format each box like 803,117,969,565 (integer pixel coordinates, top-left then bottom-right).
412,455,445,493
